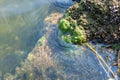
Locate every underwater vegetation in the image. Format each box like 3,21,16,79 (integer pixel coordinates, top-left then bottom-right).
4,46,65,80
3,12,65,80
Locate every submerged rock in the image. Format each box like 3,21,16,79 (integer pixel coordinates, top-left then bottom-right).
58,0,120,78
3,12,65,80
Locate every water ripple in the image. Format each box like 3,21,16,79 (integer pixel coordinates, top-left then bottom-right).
47,26,108,80
51,0,74,8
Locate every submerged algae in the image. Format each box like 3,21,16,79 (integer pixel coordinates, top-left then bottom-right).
4,46,65,80
3,12,65,80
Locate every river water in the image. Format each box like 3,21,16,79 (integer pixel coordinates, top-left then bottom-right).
0,0,118,80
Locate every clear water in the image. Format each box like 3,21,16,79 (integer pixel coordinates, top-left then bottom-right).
0,0,118,80
0,0,51,75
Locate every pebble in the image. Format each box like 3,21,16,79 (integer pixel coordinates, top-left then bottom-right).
108,78,114,80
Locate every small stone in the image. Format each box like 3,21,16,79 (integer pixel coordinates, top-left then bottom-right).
112,62,118,66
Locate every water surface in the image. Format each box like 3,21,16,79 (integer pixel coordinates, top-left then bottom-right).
0,0,51,75
0,0,118,80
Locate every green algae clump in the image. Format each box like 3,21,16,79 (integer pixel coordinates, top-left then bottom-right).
72,26,87,44
58,19,71,33
58,17,87,45
61,35,71,43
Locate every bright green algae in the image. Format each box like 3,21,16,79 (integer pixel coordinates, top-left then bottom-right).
58,17,87,45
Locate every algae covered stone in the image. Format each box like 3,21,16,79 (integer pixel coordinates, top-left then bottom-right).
61,0,120,44
58,0,120,45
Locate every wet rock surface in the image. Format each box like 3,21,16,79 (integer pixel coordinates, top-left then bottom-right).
65,0,120,44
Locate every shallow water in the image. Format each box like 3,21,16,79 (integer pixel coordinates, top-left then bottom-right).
0,0,51,75
0,0,118,80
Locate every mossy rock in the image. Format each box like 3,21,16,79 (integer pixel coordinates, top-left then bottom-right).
59,0,120,45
